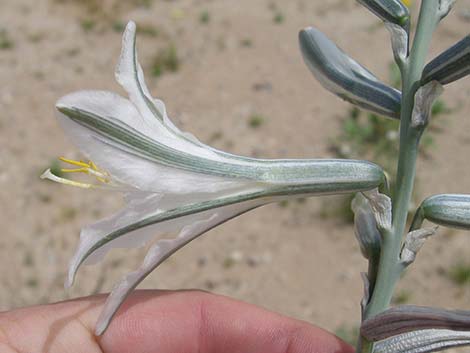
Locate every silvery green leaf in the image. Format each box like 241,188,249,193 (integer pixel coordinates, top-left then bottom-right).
374,329,470,353
421,36,470,86
356,0,410,30
361,305,470,341
411,81,443,128
411,194,470,231
351,193,382,261
385,23,409,63
299,27,402,119
362,188,392,230
400,227,437,266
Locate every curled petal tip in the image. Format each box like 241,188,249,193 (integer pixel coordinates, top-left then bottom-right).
95,320,107,336
66,262,78,289
126,21,136,32
64,275,73,289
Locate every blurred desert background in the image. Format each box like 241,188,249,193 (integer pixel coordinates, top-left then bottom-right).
0,0,469,346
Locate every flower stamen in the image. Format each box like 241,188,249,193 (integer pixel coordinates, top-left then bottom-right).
40,169,95,189
58,157,89,168
59,157,111,183
40,157,116,189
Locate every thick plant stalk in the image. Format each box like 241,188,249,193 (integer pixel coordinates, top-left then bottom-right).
359,1,441,352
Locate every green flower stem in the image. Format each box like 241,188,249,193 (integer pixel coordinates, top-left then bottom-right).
359,2,441,352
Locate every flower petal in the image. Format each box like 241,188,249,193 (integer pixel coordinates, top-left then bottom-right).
115,21,215,154
57,91,252,194
57,95,386,193
361,305,470,341
66,189,264,287
67,160,385,289
374,329,470,353
299,27,402,119
67,192,162,287
421,35,470,86
357,0,410,29
94,199,262,335
411,194,470,231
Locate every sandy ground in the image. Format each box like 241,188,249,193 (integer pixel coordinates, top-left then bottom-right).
0,0,469,345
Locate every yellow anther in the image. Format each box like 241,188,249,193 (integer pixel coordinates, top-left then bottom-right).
57,157,111,184
59,157,89,168
61,167,89,173
89,161,100,171
96,176,109,183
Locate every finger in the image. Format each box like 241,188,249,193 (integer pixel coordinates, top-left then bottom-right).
99,290,354,353
0,290,354,353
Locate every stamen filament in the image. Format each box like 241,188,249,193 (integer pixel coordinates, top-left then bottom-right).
57,157,111,184
40,169,95,189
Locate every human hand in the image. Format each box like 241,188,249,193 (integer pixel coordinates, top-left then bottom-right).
0,290,354,353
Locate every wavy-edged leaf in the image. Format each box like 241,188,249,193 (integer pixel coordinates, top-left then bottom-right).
411,194,470,231
357,0,410,30
299,27,402,119
421,36,470,86
361,305,470,341
374,329,470,353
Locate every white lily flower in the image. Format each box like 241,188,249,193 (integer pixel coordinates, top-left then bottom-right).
42,21,385,335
